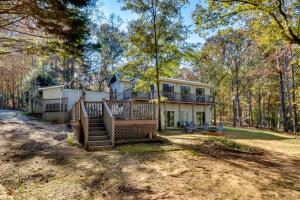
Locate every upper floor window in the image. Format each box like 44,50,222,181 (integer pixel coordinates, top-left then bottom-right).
180,86,191,94
196,88,205,96
162,83,174,100
162,83,174,93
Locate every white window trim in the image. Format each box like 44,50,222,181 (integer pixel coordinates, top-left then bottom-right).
166,110,176,128
162,83,175,92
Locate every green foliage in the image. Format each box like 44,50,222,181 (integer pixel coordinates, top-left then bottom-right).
0,0,92,55
192,0,300,45
90,14,126,90
120,0,189,89
66,134,75,146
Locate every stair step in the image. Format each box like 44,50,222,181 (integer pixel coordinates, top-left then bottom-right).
89,131,108,136
89,123,105,127
89,145,113,151
89,118,103,123
89,140,112,146
89,135,109,141
89,127,106,132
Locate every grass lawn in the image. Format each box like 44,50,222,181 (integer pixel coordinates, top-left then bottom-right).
223,127,300,156
1,120,300,200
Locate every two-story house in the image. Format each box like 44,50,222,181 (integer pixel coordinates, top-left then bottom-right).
109,73,215,129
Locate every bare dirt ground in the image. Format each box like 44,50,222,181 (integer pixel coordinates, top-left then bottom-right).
0,111,300,200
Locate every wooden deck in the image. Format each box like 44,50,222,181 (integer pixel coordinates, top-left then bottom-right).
71,98,157,151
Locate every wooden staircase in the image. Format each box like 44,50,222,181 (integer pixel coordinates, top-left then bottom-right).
71,99,115,151
88,117,113,151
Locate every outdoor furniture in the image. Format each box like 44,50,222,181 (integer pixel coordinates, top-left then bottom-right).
185,122,197,133
217,123,224,133
203,122,209,131
178,121,186,128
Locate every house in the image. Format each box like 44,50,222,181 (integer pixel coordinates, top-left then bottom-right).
43,75,215,151
109,74,215,129
34,85,109,123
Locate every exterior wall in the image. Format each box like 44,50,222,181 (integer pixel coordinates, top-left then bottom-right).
42,88,108,111
85,91,109,102
159,81,210,96
62,89,82,111
42,111,70,123
111,80,131,100
42,87,62,99
158,103,211,129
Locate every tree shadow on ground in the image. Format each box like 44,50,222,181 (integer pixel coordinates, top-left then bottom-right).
1,122,171,199
223,128,291,140
166,137,300,193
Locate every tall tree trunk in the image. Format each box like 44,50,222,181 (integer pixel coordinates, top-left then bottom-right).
267,93,271,128
235,65,242,126
151,0,162,132
213,91,217,126
277,108,281,131
232,79,237,127
283,50,296,133
248,86,253,126
279,71,288,132
257,87,262,128
290,49,298,132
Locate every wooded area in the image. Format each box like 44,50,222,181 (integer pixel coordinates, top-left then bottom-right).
0,0,299,133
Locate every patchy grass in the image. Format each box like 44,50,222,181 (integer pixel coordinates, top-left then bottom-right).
116,143,182,154
223,127,292,140
1,120,300,200
204,137,263,154
222,127,300,156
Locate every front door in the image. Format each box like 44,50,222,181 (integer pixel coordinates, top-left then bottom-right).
166,111,175,127
196,112,205,126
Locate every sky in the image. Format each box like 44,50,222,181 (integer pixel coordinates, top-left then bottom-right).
101,0,205,44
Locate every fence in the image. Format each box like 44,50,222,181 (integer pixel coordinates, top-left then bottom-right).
84,101,102,117
123,90,215,103
106,100,156,120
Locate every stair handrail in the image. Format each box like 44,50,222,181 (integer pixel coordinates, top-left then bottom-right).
103,100,115,146
80,97,89,148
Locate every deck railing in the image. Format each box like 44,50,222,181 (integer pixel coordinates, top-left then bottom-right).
72,99,81,120
102,101,115,145
106,100,156,120
80,98,89,147
84,101,102,118
123,90,215,103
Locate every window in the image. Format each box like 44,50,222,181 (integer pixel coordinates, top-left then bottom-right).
196,112,205,126
196,88,205,102
179,111,188,122
162,83,174,100
180,86,191,101
166,111,175,127
196,88,205,96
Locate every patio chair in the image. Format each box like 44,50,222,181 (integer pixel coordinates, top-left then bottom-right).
203,122,209,131
217,123,224,133
183,122,197,133
184,121,197,133
178,121,186,128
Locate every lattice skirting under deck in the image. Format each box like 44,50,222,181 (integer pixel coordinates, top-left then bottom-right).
115,120,157,140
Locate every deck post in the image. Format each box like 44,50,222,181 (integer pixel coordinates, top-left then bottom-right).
164,101,167,129
192,103,195,123
179,102,181,124
130,100,133,119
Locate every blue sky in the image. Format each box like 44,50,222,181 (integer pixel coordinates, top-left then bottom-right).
102,0,205,44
